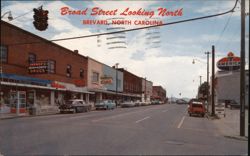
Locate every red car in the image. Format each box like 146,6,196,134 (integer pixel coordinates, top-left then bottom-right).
188,101,206,117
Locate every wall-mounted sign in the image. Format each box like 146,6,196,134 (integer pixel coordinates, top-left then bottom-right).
51,81,66,89
28,61,48,74
217,52,240,71
74,79,85,87
100,76,113,84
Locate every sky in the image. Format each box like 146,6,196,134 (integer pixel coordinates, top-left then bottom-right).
1,0,249,98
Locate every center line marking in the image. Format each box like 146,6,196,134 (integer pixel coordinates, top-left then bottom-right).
177,116,185,129
135,116,151,123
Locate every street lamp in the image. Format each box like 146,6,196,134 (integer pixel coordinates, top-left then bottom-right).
1,11,13,21
192,54,210,113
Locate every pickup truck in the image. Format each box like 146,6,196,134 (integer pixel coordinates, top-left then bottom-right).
188,101,205,117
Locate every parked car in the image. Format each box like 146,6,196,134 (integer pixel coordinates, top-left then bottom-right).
228,100,240,109
95,100,116,110
188,101,206,117
134,100,142,107
59,99,91,113
121,101,136,108
151,100,160,105
140,101,148,106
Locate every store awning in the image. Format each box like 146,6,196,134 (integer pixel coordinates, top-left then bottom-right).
56,82,94,94
0,73,51,86
0,81,66,91
88,88,141,98
88,88,117,94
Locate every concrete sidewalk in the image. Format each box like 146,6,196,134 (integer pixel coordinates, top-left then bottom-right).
0,113,29,120
211,108,248,139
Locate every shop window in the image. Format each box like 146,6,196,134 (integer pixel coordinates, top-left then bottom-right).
80,68,84,78
66,64,72,77
28,53,36,64
0,45,8,63
92,72,99,83
48,60,56,74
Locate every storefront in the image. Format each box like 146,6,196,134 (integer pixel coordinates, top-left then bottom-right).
0,73,65,115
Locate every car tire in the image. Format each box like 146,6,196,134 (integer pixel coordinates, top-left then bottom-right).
189,113,192,117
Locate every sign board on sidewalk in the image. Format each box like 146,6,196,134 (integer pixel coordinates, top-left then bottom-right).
215,102,226,117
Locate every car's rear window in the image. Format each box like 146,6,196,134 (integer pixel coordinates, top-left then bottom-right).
192,104,203,108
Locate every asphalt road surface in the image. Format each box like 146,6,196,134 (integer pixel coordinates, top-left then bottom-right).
0,104,248,155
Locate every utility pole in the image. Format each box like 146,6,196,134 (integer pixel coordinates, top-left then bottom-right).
240,0,245,137
144,77,147,102
211,45,215,116
115,63,119,107
205,51,210,113
199,76,202,86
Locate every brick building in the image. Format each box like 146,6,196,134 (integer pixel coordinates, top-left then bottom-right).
141,78,153,102
0,20,92,115
118,68,142,101
152,86,167,103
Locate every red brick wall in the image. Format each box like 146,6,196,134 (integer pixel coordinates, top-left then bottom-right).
153,86,166,101
118,68,142,94
1,21,88,86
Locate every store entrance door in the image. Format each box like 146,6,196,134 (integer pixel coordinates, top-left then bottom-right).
10,91,27,114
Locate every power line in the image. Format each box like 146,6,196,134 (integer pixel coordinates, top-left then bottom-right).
12,10,33,21
5,0,238,46
215,11,234,46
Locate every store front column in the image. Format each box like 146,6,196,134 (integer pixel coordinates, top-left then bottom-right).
86,94,89,103
96,93,102,101
33,90,37,107
80,93,84,100
50,91,55,105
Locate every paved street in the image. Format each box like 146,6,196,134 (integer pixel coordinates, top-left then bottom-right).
0,104,248,155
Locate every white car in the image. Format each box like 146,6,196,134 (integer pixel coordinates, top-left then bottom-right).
121,101,136,108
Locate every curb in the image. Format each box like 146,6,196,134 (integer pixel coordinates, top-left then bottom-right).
205,114,220,120
224,135,248,141
0,113,62,120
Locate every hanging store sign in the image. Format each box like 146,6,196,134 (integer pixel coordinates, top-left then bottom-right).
100,76,113,84
217,52,240,71
28,61,48,74
51,81,66,89
74,79,85,87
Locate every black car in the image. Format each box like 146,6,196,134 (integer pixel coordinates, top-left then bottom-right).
227,100,240,109
59,99,92,113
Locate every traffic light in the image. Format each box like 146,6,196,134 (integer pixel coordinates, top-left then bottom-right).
33,7,49,31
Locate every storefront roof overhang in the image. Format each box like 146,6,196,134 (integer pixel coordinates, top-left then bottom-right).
66,88,95,94
88,88,117,95
0,81,66,91
0,73,51,86
88,88,141,98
